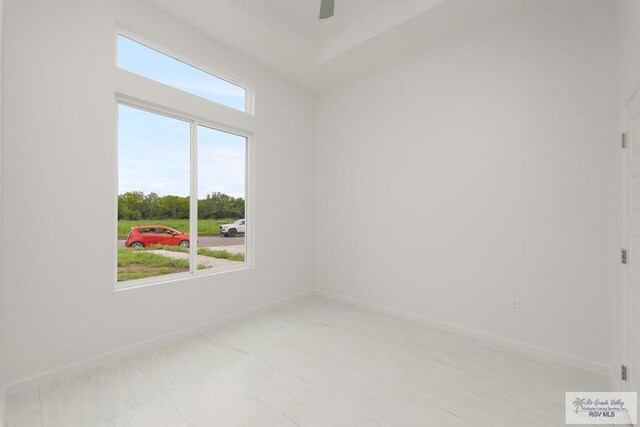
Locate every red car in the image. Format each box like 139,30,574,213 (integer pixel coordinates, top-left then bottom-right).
124,226,190,249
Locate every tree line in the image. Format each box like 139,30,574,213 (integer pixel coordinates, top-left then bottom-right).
118,191,245,220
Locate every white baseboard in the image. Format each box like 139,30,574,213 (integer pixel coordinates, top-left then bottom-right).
314,290,611,379
4,290,314,396
4,288,615,397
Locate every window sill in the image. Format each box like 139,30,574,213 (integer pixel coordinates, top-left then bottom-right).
114,263,254,292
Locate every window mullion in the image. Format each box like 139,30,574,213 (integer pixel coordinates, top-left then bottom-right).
189,121,198,274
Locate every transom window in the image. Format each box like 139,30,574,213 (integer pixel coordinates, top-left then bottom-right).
117,35,248,112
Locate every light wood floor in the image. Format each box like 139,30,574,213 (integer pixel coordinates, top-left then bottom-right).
4,296,609,426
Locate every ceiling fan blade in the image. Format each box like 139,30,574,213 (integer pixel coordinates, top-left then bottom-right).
319,0,334,19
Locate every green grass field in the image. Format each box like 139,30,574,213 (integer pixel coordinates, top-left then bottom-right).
117,248,191,281
140,245,245,262
117,245,245,281
118,218,236,239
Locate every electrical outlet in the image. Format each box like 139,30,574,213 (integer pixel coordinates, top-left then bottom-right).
508,298,520,313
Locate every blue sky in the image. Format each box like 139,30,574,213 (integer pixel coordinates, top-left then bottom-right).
118,35,245,111
117,37,246,200
118,105,246,199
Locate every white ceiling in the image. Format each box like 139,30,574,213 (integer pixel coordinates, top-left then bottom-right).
231,0,393,46
144,0,537,91
228,0,446,61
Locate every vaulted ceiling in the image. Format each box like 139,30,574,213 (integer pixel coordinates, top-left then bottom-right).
144,0,536,91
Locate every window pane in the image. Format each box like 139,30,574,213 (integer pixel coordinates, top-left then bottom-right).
118,104,191,282
117,35,246,112
197,126,247,271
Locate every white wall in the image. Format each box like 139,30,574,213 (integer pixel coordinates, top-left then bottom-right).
316,0,617,368
611,0,640,391
616,1,640,102
1,0,315,385
0,0,4,416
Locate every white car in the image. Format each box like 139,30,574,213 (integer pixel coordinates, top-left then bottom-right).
220,219,245,237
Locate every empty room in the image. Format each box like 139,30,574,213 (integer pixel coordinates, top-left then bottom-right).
0,0,639,425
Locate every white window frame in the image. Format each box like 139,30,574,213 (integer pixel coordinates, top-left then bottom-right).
114,30,255,291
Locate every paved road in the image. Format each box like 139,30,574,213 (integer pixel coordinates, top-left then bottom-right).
118,235,245,248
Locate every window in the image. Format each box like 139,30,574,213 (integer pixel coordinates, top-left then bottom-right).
118,105,191,282
197,126,247,272
117,35,248,112
116,33,251,287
